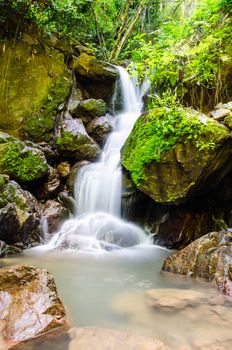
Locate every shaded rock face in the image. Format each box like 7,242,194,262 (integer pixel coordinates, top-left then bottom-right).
0,241,22,258
0,176,41,245
55,113,101,161
35,167,62,200
69,53,119,103
0,133,48,184
0,265,67,347
67,161,90,195
0,37,72,140
43,200,69,234
70,99,106,125
162,230,232,296
121,108,232,204
86,115,113,145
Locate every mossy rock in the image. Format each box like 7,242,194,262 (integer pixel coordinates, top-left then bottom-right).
0,133,48,183
0,38,72,140
121,107,232,204
70,98,106,124
0,176,41,244
224,115,232,130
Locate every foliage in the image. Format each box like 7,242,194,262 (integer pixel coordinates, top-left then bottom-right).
125,0,232,108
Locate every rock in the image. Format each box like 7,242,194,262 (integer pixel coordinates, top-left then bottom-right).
70,99,106,124
121,107,232,204
215,101,232,111
145,289,205,310
57,161,70,178
58,192,76,215
0,133,48,183
0,176,41,245
55,113,101,161
36,142,59,166
68,327,171,350
0,265,67,347
224,115,232,130
162,230,232,296
67,161,90,194
35,166,61,200
209,108,231,122
0,240,22,257
43,200,69,233
69,53,118,82
86,115,113,144
0,38,72,139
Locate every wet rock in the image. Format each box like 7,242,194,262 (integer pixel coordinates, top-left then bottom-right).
224,115,232,130
215,101,232,111
70,99,106,124
0,240,22,258
86,115,113,144
0,176,41,245
121,108,232,204
68,327,171,350
57,161,70,178
36,142,59,166
209,108,231,122
162,230,232,296
96,227,141,248
58,192,76,215
43,200,69,233
0,133,48,183
0,265,67,347
55,113,101,161
67,160,90,195
35,166,61,200
69,53,118,82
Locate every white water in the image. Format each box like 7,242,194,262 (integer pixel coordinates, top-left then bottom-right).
36,67,150,253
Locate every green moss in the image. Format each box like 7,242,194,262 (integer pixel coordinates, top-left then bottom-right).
56,130,87,151
122,106,228,186
0,142,48,182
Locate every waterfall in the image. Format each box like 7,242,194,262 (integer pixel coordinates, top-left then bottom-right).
40,67,151,253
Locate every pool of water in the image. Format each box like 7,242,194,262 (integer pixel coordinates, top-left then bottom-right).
3,244,232,350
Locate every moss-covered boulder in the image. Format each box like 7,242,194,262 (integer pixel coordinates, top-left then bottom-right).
86,115,113,145
0,132,48,183
162,230,232,296
121,107,232,204
55,113,101,160
0,175,41,245
70,98,106,124
0,36,72,140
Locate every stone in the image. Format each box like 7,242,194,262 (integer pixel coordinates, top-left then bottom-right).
0,265,67,347
224,115,232,130
55,113,101,161
0,38,72,139
68,327,171,350
43,200,69,233
57,161,70,178
215,101,232,111
209,108,231,122
86,115,113,144
121,107,232,204
67,161,90,194
69,53,118,82
0,133,48,183
70,99,106,124
58,192,76,215
162,230,232,296
0,176,41,245
0,240,22,258
35,166,61,200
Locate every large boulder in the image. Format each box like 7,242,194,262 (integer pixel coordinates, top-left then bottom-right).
162,230,232,296
55,113,101,161
86,115,113,145
67,161,90,194
35,166,62,200
0,133,48,183
70,99,106,124
121,107,232,204
0,36,72,140
0,175,41,245
68,53,118,103
43,200,69,234
0,265,67,348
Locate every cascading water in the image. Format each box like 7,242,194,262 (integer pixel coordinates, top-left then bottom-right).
40,67,151,253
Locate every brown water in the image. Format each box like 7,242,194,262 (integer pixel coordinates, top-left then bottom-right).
3,245,232,350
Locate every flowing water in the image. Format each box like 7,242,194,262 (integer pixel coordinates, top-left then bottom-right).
3,68,232,349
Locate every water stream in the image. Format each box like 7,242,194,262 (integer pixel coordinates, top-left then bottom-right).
3,68,232,349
